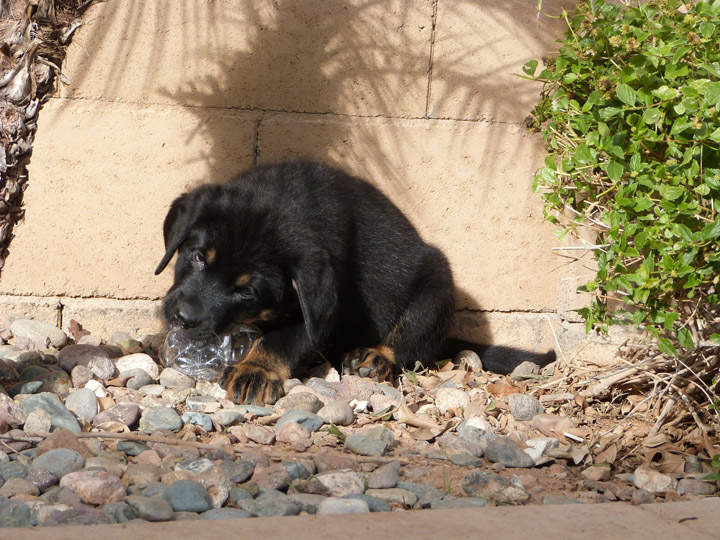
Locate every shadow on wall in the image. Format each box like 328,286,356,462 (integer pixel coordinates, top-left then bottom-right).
65,0,574,189
59,0,574,343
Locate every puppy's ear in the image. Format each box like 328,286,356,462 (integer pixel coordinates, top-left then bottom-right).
155,193,194,275
292,251,337,347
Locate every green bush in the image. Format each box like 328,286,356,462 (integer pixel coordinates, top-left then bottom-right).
524,0,720,355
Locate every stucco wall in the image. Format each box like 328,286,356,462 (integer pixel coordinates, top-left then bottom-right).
0,0,609,357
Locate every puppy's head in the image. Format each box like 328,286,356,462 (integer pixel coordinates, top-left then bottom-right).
155,186,292,341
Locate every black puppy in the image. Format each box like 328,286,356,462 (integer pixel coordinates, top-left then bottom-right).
156,160,554,404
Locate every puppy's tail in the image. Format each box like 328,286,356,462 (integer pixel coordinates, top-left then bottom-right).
440,337,556,375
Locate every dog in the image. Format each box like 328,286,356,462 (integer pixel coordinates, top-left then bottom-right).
155,160,555,404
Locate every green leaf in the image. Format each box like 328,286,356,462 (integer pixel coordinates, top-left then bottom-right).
709,128,720,143
657,337,677,356
670,117,693,135
523,60,539,77
607,162,623,181
699,21,715,39
616,83,636,106
642,108,661,124
676,327,695,349
701,219,720,240
659,185,684,201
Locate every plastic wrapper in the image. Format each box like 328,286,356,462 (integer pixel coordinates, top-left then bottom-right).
162,324,261,380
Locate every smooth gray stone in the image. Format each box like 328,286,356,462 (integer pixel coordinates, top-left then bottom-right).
19,392,81,433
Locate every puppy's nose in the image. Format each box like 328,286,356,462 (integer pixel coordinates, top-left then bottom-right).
175,309,201,329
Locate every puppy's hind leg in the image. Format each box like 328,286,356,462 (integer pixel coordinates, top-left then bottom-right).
343,248,455,381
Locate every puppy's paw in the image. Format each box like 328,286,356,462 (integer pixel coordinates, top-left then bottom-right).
342,345,397,382
220,344,290,405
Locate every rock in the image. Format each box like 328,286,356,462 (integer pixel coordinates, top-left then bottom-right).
337,375,375,402
181,411,214,431
163,480,213,512
213,408,246,426
37,369,73,394
86,457,126,478
116,338,143,355
276,421,312,451
485,437,535,468
345,434,389,457
19,392,81,433
308,470,365,497
35,430,94,459
677,478,717,496
0,499,35,527
176,457,214,474
631,488,655,505
8,380,43,397
57,345,116,378
510,394,544,421
530,413,576,434
124,494,174,521
274,392,323,414
10,319,67,348
252,463,291,491
0,461,27,479
306,378,340,399
524,437,559,463
281,460,314,482
139,406,183,433
581,465,612,482
317,497,370,515
364,487,418,506
317,399,355,426
41,485,84,505
435,387,470,414
449,454,484,467
200,508,252,520
314,450,358,473
186,395,220,412
123,463,161,486
114,353,160,379
343,493,392,512
229,404,274,416
122,368,153,390
367,460,400,489
275,409,324,432
70,365,94,389
228,487,254,505
26,467,58,492
103,501,137,523
218,460,254,484
117,440,150,456
684,455,702,473
93,402,141,428
30,448,86,479
455,350,483,371
244,424,276,445
396,482,445,506
0,477,39,497
509,360,541,381
286,493,327,514
60,470,126,505
208,484,229,508
462,471,529,504
633,466,677,494
38,506,114,527
64,388,98,422
159,367,195,388
235,498,300,517
431,497,488,509
437,433,484,458
369,393,399,414
23,403,57,432
0,392,27,427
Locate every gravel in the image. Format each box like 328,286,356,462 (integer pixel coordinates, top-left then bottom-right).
0,317,707,528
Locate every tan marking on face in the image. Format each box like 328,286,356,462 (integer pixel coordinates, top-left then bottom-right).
260,309,275,321
236,274,251,287
206,248,217,264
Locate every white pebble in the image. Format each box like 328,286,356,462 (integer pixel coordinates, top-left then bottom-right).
84,379,107,398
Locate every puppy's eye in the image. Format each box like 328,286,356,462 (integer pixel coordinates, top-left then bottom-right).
193,252,205,266
235,286,256,300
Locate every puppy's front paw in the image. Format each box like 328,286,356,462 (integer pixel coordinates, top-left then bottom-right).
342,345,397,382
220,343,290,405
